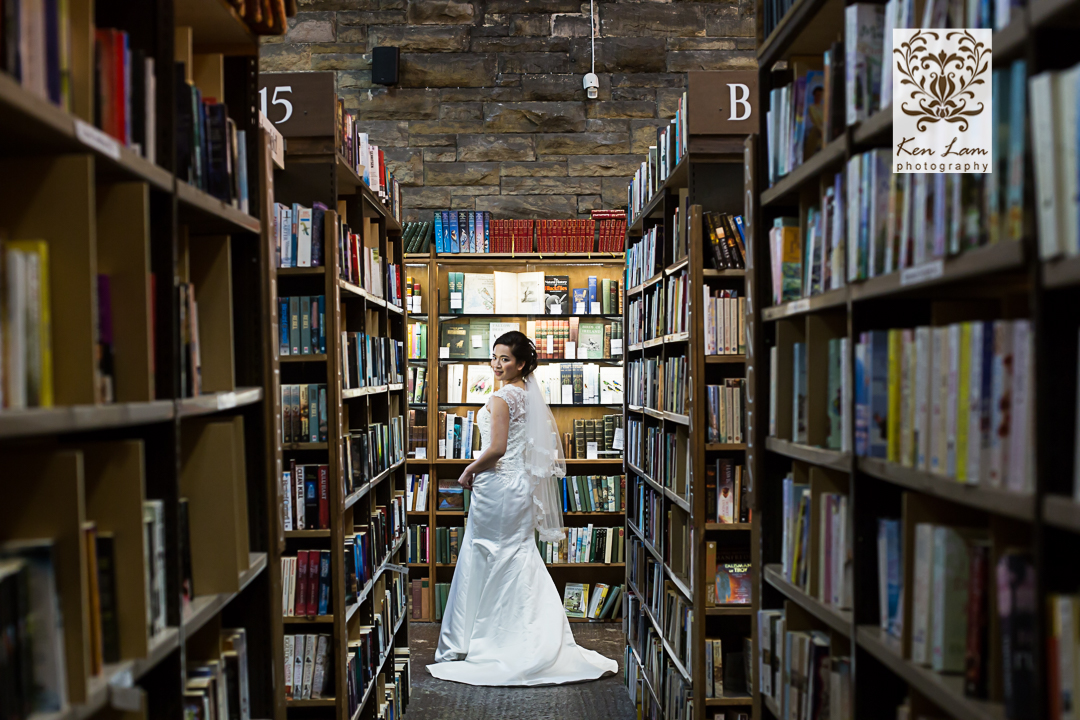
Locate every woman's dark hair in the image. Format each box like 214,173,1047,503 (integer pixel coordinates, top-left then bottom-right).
493,331,538,378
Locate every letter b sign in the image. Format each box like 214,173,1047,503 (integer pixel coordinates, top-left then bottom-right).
687,71,759,135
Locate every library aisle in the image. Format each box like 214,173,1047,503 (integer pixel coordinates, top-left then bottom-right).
405,624,635,720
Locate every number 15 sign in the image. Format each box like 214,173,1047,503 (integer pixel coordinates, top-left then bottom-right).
257,72,337,138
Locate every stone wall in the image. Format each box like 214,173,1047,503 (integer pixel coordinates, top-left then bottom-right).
260,0,756,221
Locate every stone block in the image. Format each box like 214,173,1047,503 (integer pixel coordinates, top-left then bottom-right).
486,0,579,12
666,50,756,72
552,13,590,37
630,119,672,153
500,176,601,195
567,155,645,177
407,116,485,133
656,88,687,118
497,73,522,87
406,0,476,24
258,43,311,72
400,53,497,88
578,195,602,212
337,70,374,89
498,53,570,75
384,148,424,184
522,74,610,102
451,185,501,195
450,196,476,209
439,86,524,102
474,195,578,219
484,102,586,133
612,73,686,88
600,3,706,36
356,88,441,120
601,177,630,208
709,1,755,36
410,133,457,147
534,132,630,155
500,161,568,177
537,155,568,162
441,103,483,122
595,38,667,73
287,13,335,42
612,88,654,101
366,24,470,52
667,37,738,51
336,12,404,42
360,120,410,147
471,36,571,53
424,148,457,162
403,186,452,208
425,162,501,186
586,100,656,119
510,14,550,35
585,118,630,132
457,134,537,162
311,52,371,71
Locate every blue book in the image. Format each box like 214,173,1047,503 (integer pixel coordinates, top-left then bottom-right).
318,550,331,615
588,276,598,311
473,211,483,253
878,519,902,638
1005,61,1027,241
572,288,588,314
855,336,868,456
868,330,889,459
562,479,569,511
459,211,470,252
450,211,460,253
793,343,807,444
279,299,289,355
484,211,491,252
291,203,301,266
434,212,445,253
442,211,451,252
318,295,326,354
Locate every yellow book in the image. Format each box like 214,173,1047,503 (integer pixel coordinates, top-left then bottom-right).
6,240,53,407
886,329,902,462
900,330,916,467
956,323,972,483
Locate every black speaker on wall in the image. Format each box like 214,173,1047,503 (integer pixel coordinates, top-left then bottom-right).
372,47,399,86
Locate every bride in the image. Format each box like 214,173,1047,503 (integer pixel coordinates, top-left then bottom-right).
428,331,619,686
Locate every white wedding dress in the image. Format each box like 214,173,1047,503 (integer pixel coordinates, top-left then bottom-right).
428,384,619,685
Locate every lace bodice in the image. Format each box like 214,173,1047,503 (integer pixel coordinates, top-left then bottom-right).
476,384,529,470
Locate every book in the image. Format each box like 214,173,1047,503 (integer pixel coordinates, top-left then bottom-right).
544,275,570,314
437,479,465,510
465,365,494,404
562,583,589,618
462,273,495,314
493,271,545,314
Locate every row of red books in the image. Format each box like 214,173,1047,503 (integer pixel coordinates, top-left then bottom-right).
490,219,536,253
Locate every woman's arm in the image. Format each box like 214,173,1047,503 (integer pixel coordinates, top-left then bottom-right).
457,396,509,489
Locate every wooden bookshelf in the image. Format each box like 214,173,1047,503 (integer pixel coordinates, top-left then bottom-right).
267,72,410,719
750,5,1063,718
0,4,293,718
401,245,628,623
623,134,755,720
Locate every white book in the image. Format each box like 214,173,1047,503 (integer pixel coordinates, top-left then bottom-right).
1030,73,1062,259
465,365,494,404
283,634,294,697
900,330,914,467
301,633,316,699
462,273,495,313
311,635,329,699
988,321,1013,488
463,410,475,460
931,527,971,672
292,635,305,699
583,363,599,405
1008,320,1032,493
281,207,293,268
295,205,312,267
294,466,305,530
945,324,960,477
914,327,931,470
445,412,455,459
282,470,293,532
5,249,27,408
358,133,370,184
1062,67,1080,256
846,156,861,281
769,346,779,437
831,180,846,288
910,523,935,665
417,474,428,511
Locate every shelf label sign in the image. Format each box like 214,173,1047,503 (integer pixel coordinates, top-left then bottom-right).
687,71,759,135
893,29,992,173
257,72,336,137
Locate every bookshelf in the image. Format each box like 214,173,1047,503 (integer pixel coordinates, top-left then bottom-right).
750,5,1071,720
0,2,292,719
267,75,410,719
622,127,755,720
402,238,628,623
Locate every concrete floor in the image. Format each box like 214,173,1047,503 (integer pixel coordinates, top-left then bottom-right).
404,622,637,720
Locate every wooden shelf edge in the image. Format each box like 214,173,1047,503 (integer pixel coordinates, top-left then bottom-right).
0,400,175,440
176,180,261,234
857,457,1036,521
177,387,264,418
850,241,1025,302
761,133,848,207
763,564,852,637
765,437,850,472
762,287,850,322
1043,494,1080,533
183,552,267,636
856,625,1006,720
